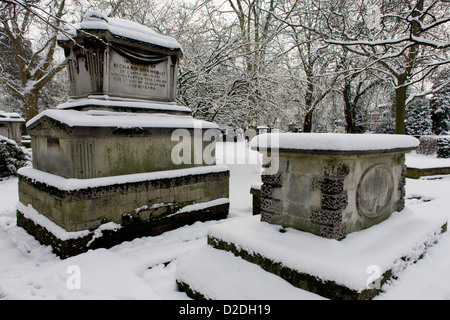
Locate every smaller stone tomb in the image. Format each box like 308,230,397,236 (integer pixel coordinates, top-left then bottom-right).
0,111,25,145
250,133,420,239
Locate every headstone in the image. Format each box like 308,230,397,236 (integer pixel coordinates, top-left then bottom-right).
16,12,229,258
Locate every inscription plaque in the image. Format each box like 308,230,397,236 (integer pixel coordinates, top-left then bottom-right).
109,49,170,100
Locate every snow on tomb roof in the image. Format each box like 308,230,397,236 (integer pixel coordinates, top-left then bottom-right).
18,165,230,192
58,11,182,55
0,110,25,123
250,133,419,154
27,109,218,130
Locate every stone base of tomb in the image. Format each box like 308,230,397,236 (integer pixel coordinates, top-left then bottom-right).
176,212,447,300
17,199,228,259
406,166,450,179
16,165,229,258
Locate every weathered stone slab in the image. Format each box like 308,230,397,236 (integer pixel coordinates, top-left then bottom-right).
176,213,447,300
17,198,229,259
406,166,450,179
56,99,191,115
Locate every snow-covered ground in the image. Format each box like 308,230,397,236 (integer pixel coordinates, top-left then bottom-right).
1,142,450,300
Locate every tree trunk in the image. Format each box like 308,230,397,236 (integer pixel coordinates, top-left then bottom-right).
343,83,355,133
395,77,407,134
303,110,313,133
23,91,40,122
303,72,314,133
393,1,423,135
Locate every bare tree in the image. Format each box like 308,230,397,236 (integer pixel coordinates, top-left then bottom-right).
0,0,67,121
270,0,341,132
263,0,449,134
317,0,450,134
170,0,290,129
335,48,384,133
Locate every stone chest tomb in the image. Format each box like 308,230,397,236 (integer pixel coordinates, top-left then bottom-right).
16,12,229,258
250,133,419,239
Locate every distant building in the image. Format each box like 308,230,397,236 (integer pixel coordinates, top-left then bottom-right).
0,111,25,144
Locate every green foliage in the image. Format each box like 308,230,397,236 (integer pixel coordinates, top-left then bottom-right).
0,136,31,177
431,70,450,135
437,137,450,159
406,98,432,136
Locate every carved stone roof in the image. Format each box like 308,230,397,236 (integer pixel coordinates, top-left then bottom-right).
58,11,182,58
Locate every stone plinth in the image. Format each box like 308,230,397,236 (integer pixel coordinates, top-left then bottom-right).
176,213,447,300
18,166,229,232
17,166,229,258
250,133,419,239
27,110,219,179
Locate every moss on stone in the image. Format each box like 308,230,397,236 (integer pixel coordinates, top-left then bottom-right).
406,166,450,179
207,235,382,300
17,202,229,259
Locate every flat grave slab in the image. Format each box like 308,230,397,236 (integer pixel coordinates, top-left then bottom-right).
177,206,447,299
176,244,324,300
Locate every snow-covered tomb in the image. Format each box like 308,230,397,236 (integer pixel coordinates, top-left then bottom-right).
251,133,420,239
16,12,229,258
177,133,448,300
0,111,25,145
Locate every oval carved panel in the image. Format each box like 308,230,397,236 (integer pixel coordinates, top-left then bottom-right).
357,164,394,219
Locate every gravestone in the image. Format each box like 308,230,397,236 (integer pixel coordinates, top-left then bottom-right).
16,12,229,258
